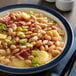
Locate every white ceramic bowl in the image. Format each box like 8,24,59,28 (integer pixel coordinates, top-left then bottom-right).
0,4,73,74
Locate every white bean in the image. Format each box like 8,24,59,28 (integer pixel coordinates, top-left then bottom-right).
47,31,53,37
1,58,10,65
51,50,60,57
31,36,38,42
11,32,16,37
48,45,55,52
43,40,48,45
31,15,36,20
45,45,49,51
36,40,43,47
12,24,17,31
12,49,20,54
55,41,60,47
48,41,53,46
60,42,64,47
15,37,19,42
37,33,43,39
52,37,58,41
6,49,11,55
25,60,32,66
8,28,13,35
56,47,63,52
40,30,46,35
10,45,16,49
28,55,34,60
40,46,45,51
31,33,37,37
40,24,47,28
31,42,36,46
45,34,51,41
0,49,6,55
7,36,12,40
19,45,26,49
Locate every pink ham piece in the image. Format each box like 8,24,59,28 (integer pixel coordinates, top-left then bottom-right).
9,12,22,21
0,12,23,25
15,21,26,26
7,21,26,28
28,24,35,31
51,26,57,30
0,14,11,24
15,48,31,60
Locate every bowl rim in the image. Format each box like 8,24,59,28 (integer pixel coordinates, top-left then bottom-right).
0,4,74,74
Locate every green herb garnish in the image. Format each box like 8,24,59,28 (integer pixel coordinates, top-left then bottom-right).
5,39,12,45
18,39,27,45
0,23,7,33
22,26,29,29
32,58,39,64
17,26,24,32
17,32,24,36
45,28,51,31
32,50,39,56
32,64,40,67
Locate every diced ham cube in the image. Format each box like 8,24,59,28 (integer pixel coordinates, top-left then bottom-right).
15,21,26,26
9,12,22,21
28,24,35,31
15,48,31,60
0,14,11,24
15,54,24,60
9,13,17,20
51,26,57,30
25,48,31,53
